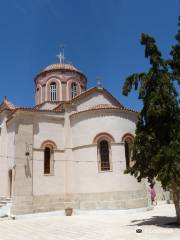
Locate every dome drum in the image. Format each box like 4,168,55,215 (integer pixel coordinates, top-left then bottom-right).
34,63,87,104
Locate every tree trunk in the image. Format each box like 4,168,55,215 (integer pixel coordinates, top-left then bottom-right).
171,180,180,224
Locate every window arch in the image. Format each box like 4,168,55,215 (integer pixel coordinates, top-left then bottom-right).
122,134,134,169
71,82,78,98
50,82,57,101
44,145,54,175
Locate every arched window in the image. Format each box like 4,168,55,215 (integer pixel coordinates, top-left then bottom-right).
99,140,110,171
71,82,78,98
50,82,57,101
93,133,114,172
123,135,134,169
36,88,40,104
44,146,54,175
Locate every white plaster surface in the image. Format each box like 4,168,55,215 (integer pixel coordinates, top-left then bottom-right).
39,102,59,110
75,91,116,112
33,116,65,149
0,113,15,197
0,204,179,240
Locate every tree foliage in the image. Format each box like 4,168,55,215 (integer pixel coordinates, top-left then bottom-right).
122,17,180,223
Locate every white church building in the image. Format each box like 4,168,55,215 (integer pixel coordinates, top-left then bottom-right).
0,61,149,214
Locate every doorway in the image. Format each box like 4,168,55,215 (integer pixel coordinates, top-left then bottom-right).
8,169,12,198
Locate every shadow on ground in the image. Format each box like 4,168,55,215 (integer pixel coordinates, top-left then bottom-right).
129,216,180,228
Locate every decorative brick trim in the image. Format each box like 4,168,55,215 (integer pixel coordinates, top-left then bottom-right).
34,64,87,83
93,132,115,144
121,133,134,142
40,140,57,149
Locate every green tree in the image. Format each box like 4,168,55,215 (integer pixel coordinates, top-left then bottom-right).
122,17,180,224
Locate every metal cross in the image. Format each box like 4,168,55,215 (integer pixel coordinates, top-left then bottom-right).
57,46,65,64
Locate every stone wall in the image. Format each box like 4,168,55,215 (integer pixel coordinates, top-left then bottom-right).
11,115,34,214
31,190,148,213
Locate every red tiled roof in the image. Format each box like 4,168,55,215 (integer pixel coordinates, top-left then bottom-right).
70,106,138,118
0,97,16,113
4,99,15,110
44,63,79,72
34,63,87,82
6,107,64,124
89,104,120,110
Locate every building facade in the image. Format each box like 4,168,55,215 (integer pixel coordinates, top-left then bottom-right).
0,63,149,214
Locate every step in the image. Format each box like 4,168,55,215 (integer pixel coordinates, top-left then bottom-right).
0,200,11,204
0,202,12,218
0,197,11,201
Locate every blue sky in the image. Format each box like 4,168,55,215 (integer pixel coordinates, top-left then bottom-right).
0,0,179,110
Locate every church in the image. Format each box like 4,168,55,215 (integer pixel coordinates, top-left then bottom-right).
0,59,149,215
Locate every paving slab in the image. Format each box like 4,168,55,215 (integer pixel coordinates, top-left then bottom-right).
0,204,179,240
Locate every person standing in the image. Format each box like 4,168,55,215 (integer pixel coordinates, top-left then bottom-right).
149,183,157,206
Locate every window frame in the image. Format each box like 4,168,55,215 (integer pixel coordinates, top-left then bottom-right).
94,133,114,173
50,82,57,101
98,140,111,171
122,134,134,169
71,82,78,98
43,145,54,176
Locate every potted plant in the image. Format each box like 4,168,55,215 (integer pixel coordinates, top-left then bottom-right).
65,207,73,216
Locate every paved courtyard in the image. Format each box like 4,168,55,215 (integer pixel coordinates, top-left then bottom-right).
0,204,179,240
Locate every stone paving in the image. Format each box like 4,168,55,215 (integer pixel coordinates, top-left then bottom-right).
0,204,179,240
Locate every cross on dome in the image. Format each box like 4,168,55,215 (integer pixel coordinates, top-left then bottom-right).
56,46,65,64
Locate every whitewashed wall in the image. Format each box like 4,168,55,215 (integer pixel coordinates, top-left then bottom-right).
33,116,65,149
33,115,66,195
75,92,117,112
0,114,16,197
0,114,8,196
71,112,136,147
70,111,145,194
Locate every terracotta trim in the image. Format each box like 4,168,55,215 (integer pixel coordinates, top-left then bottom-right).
70,107,138,119
121,133,135,142
93,132,115,144
40,140,58,149
34,68,87,83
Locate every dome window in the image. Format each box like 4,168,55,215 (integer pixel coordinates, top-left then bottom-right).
71,82,78,98
36,88,39,104
50,82,57,101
